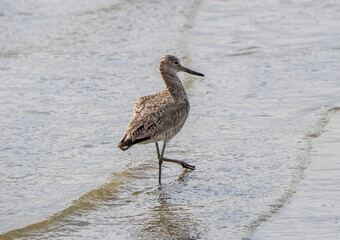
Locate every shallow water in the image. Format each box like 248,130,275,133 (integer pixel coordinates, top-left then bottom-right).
0,0,340,239
252,111,340,239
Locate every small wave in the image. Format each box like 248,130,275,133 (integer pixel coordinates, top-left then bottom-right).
0,169,133,240
246,106,340,239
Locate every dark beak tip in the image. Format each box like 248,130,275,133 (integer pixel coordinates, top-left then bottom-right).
181,66,205,77
195,72,205,77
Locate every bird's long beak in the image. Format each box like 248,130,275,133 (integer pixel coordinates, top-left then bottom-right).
180,66,205,77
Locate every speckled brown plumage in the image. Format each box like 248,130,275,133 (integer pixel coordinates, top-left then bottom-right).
118,55,204,184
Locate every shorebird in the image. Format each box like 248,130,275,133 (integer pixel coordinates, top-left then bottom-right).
118,55,204,185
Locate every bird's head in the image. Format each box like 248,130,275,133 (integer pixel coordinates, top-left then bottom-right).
159,55,204,77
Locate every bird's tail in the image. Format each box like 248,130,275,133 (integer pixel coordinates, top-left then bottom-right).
118,134,150,151
118,134,131,151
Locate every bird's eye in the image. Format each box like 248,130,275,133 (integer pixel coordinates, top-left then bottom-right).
174,61,179,65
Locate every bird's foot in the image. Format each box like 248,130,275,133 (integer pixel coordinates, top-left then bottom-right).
181,162,196,170
162,158,195,170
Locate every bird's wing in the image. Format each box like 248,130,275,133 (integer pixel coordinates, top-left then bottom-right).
121,94,188,144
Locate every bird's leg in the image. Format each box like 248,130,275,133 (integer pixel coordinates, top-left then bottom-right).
161,142,195,170
160,142,167,159
155,142,163,185
162,158,195,170
155,142,161,159
156,142,195,185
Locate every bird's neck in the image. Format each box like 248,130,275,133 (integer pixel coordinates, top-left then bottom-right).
160,71,186,95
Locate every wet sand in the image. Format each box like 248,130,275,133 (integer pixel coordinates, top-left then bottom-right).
252,111,340,239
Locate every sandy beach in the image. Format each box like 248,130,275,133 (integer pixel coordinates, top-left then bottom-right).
252,111,340,239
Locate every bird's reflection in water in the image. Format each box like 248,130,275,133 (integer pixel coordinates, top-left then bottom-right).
135,170,202,240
